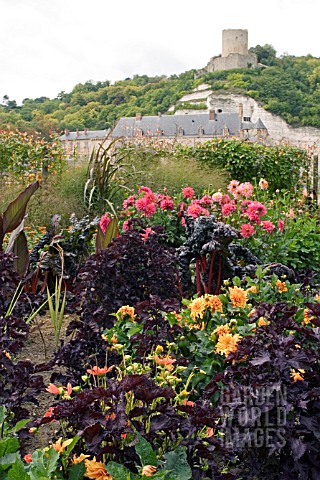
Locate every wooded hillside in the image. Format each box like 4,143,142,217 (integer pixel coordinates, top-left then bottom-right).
1,45,319,136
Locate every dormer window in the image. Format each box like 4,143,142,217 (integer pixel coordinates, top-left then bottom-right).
198,126,204,136
243,117,251,122
178,127,184,136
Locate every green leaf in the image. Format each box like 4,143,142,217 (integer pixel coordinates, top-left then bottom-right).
0,437,20,457
135,434,157,467
0,452,20,469
7,459,29,480
0,407,7,433
64,435,80,457
8,418,30,435
29,448,59,480
106,461,139,480
231,276,241,287
2,181,39,235
151,472,166,479
127,325,142,337
67,461,86,480
164,448,192,480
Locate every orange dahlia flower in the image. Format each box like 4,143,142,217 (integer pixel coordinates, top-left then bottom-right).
84,457,112,480
205,294,223,313
116,305,136,321
72,453,90,464
276,280,287,292
52,437,73,454
213,324,230,336
142,465,157,476
189,296,207,321
154,356,176,366
229,286,248,308
215,333,241,357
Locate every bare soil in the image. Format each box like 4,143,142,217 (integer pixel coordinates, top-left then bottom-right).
18,313,77,453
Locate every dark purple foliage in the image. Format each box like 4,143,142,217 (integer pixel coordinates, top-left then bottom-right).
129,296,182,361
35,373,227,478
0,252,44,418
56,227,181,380
205,302,320,479
75,225,180,328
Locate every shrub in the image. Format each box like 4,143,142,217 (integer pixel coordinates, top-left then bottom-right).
175,139,310,193
55,223,181,380
0,129,65,180
75,222,180,328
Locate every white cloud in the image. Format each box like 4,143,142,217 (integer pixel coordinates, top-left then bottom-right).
0,0,319,103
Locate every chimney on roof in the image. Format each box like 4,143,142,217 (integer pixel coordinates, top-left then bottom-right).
64,128,69,136
84,128,88,135
136,112,142,121
239,103,243,120
209,110,215,120
76,128,79,137
158,112,162,117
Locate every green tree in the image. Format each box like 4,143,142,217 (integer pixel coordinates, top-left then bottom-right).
249,44,277,65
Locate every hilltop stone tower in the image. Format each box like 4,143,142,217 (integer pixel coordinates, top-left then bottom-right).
206,29,257,72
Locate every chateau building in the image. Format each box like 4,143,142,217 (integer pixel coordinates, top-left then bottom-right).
111,106,267,142
59,128,109,161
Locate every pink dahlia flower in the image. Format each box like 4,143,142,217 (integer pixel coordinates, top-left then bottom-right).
262,220,275,233
240,223,255,238
100,212,111,233
182,186,195,199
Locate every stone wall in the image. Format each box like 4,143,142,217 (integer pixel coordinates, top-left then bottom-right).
207,93,320,153
175,89,320,154
207,53,258,72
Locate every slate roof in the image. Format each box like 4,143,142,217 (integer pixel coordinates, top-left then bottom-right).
111,113,243,138
253,118,267,129
60,129,109,141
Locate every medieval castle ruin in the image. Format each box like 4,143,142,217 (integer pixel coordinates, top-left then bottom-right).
206,29,257,72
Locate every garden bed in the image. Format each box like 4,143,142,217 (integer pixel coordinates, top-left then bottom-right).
1,177,320,480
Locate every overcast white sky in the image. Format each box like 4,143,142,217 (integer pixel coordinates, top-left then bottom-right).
1,0,319,104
